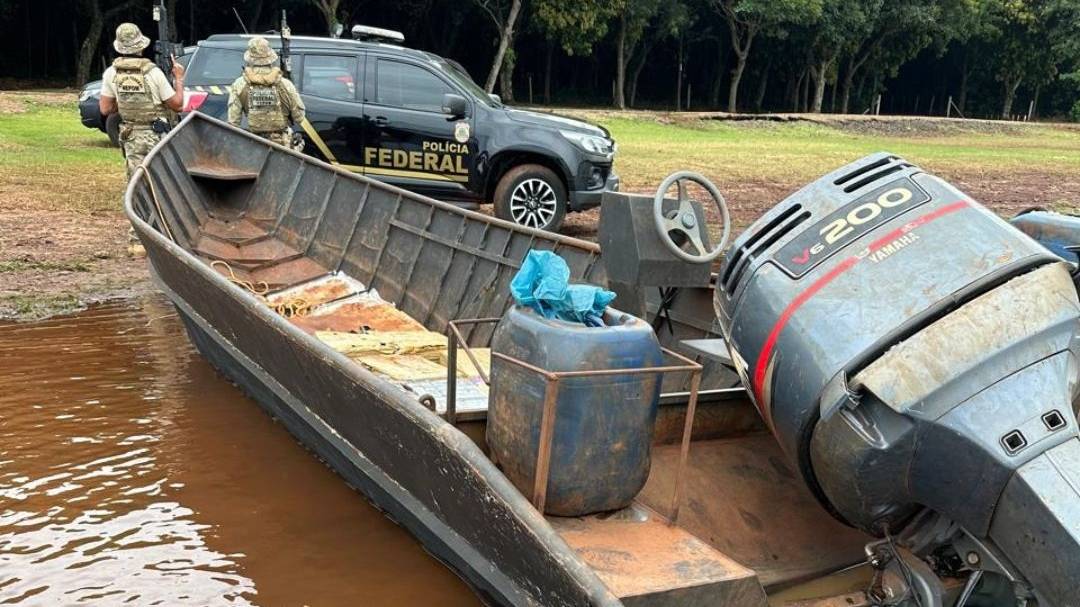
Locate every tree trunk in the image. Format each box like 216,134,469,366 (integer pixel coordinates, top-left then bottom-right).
627,34,654,109
312,0,341,36
800,69,811,113
167,0,178,41
829,77,838,112
957,50,969,113
709,38,725,108
839,42,877,114
727,50,749,113
754,62,770,112
544,42,553,105
76,0,104,87
855,72,868,111
722,8,758,113
499,51,515,101
789,70,804,110
615,13,627,109
1001,76,1021,118
25,1,32,79
809,58,831,113
840,56,855,114
42,8,50,79
247,0,265,34
76,0,136,86
676,36,684,111
628,51,648,108
482,0,522,94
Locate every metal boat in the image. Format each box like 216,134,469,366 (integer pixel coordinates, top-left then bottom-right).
126,113,922,606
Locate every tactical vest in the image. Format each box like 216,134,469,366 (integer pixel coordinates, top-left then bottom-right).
112,58,171,126
240,67,290,134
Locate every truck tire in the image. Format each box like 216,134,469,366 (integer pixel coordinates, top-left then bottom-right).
494,164,567,232
105,113,122,148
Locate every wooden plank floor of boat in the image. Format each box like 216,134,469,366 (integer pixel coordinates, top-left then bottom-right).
549,504,766,606
197,218,328,291
545,434,868,605
638,434,869,589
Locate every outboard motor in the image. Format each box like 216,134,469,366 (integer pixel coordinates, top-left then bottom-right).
714,153,1080,605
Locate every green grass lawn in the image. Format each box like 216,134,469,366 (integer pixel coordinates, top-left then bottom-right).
2,91,1078,213
0,92,124,214
582,115,1080,192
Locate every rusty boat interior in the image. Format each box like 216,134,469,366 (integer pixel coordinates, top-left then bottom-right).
126,113,876,606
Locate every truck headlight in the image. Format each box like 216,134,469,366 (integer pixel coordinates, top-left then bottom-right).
559,130,614,157
79,88,100,103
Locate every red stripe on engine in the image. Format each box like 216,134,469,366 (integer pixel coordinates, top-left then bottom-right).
750,200,970,423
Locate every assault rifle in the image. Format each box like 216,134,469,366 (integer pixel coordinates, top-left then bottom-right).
280,10,292,78
152,0,184,85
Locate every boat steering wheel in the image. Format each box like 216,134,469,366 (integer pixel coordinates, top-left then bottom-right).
652,171,732,264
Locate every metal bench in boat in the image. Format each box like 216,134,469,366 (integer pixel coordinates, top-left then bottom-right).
126,113,870,606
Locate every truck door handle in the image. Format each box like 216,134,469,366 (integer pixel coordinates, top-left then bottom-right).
373,116,389,127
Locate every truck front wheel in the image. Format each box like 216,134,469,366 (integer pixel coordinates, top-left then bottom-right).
493,164,567,232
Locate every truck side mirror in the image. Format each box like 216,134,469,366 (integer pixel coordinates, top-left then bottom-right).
442,93,468,118
489,93,502,105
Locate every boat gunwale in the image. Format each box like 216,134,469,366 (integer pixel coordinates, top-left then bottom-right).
124,112,621,607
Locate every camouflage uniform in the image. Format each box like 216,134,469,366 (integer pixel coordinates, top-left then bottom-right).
100,24,176,179
228,37,306,151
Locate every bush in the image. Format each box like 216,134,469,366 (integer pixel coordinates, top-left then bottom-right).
1072,100,1080,123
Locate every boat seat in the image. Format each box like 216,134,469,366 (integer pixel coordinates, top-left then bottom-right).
194,236,303,268
550,503,766,606
187,163,259,181
200,218,271,245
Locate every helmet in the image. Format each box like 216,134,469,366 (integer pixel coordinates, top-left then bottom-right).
244,37,279,67
114,23,151,55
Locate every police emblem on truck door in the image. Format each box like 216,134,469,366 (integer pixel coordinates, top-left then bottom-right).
362,58,473,188
454,121,470,144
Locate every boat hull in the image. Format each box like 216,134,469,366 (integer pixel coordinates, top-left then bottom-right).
126,114,622,606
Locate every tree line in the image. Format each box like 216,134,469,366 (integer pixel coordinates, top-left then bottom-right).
2,0,1079,120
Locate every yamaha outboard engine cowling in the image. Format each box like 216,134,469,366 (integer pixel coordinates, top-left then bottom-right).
715,153,1080,605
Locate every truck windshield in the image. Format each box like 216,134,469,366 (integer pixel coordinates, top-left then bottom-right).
186,47,245,85
436,60,499,108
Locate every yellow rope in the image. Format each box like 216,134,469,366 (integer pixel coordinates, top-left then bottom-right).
272,297,312,318
209,260,270,296
133,164,176,243
208,260,316,318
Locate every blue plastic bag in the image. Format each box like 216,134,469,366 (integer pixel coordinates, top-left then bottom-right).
510,250,616,326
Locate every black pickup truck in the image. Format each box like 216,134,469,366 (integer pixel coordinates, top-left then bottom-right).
79,29,619,232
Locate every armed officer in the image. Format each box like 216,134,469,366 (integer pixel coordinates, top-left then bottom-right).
99,23,185,180
228,37,306,150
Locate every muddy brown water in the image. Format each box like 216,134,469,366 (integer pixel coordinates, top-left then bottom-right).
0,296,479,606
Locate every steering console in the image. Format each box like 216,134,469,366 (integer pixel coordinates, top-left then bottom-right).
652,171,731,264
